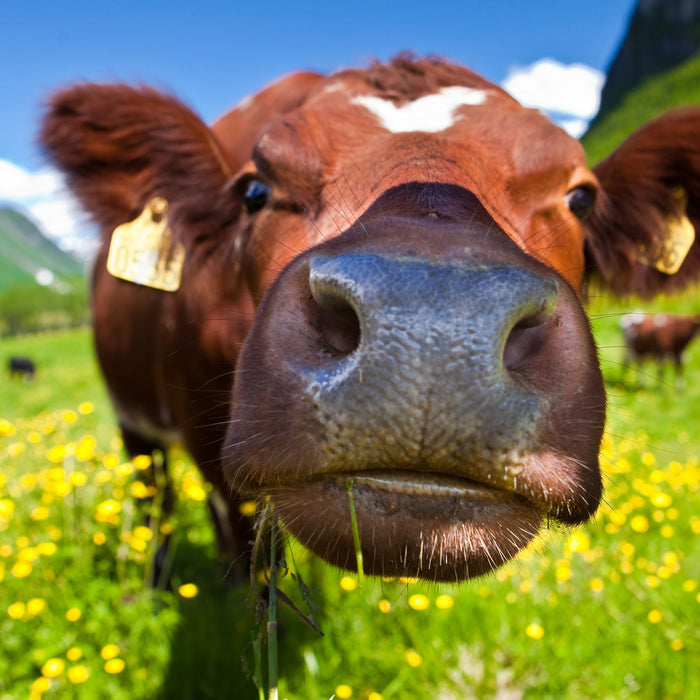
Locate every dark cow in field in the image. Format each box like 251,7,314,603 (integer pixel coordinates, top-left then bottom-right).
8,357,36,381
40,55,700,581
621,311,700,378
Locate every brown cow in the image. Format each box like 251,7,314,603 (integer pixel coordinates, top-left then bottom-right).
39,55,700,582
621,312,700,379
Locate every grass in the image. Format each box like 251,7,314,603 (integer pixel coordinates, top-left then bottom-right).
1,303,699,699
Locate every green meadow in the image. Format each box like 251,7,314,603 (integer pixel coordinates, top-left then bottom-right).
1,290,698,699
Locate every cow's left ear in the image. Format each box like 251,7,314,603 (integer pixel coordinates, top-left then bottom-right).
585,107,700,297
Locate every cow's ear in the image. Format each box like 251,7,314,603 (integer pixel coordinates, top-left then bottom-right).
585,107,700,297
39,83,238,241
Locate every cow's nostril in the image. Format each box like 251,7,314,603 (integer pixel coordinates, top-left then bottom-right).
310,288,361,356
502,283,557,372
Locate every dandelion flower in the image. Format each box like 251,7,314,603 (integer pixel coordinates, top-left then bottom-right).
670,639,684,651
62,410,78,423
41,658,65,678
104,658,125,674
590,578,604,592
435,594,454,609
93,532,106,546
130,481,150,499
78,402,94,414
238,500,257,517
368,693,383,700
526,623,544,639
67,665,90,683
378,599,391,613
32,677,50,693
12,560,32,578
27,598,46,616
66,607,82,622
648,609,662,624
132,454,152,470
178,583,198,599
630,515,649,533
408,594,429,610
66,647,83,661
31,507,50,521
47,445,66,463
340,576,357,591
101,644,120,660
335,684,353,698
405,649,422,667
7,601,26,619
0,499,15,522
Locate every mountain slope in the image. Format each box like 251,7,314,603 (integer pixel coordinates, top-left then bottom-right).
0,207,84,292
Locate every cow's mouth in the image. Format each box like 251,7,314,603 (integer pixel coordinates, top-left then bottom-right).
269,470,542,581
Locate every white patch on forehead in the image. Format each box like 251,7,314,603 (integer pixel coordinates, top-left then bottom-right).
351,86,488,133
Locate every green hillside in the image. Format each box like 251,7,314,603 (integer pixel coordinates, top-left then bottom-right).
582,51,700,165
0,207,84,292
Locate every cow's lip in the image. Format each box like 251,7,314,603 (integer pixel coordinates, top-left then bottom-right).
270,469,542,581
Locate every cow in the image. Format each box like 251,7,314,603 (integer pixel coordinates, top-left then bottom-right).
621,311,700,380
8,356,36,381
39,55,700,582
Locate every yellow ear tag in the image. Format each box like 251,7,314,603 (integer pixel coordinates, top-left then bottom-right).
107,197,185,291
636,188,695,275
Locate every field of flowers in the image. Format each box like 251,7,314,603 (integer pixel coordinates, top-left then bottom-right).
1,300,699,699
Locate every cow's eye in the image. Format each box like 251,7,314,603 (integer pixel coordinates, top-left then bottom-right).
565,187,595,221
243,179,270,214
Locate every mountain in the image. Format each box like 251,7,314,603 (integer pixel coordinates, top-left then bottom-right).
589,0,700,130
582,0,700,164
0,207,85,293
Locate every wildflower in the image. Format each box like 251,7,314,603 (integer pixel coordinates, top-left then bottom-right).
132,454,152,470
101,644,120,660
41,658,65,678
566,532,590,553
78,402,94,414
630,515,649,533
19,547,39,562
555,560,571,582
340,576,357,591
66,608,82,622
66,647,83,661
661,525,674,538
62,410,78,423
8,602,26,619
682,579,697,592
405,650,422,667
648,609,662,624
670,639,684,651
526,623,544,640
32,677,51,694
130,481,150,499
645,575,660,588
590,578,604,592
95,499,122,523
368,693,383,700
28,431,41,443
435,594,454,609
408,594,429,610
378,599,391,613
239,500,257,517
103,454,119,469
68,665,90,683
69,471,87,486
335,684,353,698
641,452,655,467
12,560,32,578
0,419,16,435
31,507,50,521
8,442,25,456
27,598,46,616
75,436,96,461
93,532,106,546
104,658,125,674
651,492,672,508
0,498,15,522
0,544,12,557
178,583,198,599
47,445,66,463
182,480,207,501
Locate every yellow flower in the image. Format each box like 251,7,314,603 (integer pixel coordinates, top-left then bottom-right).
62,410,78,423
31,507,50,521
27,598,46,616
101,644,120,660
66,647,83,661
78,402,94,414
651,492,672,508
182,481,207,501
95,499,122,523
28,431,41,443
408,594,429,610
178,583,199,599
555,560,571,582
8,601,26,619
41,658,65,678
435,594,454,609
93,532,107,546
670,639,684,651
8,442,25,457
368,694,383,700
0,419,16,436
335,684,353,698
70,471,87,486
12,560,32,578
130,481,150,499
590,578,604,592
103,454,120,469
526,623,544,640
66,607,82,622
641,452,655,466
405,649,422,667
0,498,15,522
132,454,152,470
630,515,649,533
67,665,90,683
75,435,96,461
340,576,357,591
239,500,257,517
648,609,662,624
378,599,391,613
104,658,125,674
32,677,50,693
566,532,590,553
47,445,66,463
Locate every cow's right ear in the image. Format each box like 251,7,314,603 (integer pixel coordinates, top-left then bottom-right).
584,107,700,298
39,83,239,241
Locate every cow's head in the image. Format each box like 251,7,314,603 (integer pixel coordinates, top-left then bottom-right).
41,56,700,581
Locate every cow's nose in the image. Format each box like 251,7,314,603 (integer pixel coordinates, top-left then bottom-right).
306,252,557,389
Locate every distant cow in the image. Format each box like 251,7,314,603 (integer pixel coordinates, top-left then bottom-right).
621,312,700,377
39,55,700,582
8,357,36,381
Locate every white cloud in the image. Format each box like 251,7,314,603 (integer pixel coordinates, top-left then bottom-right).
501,58,605,136
0,158,94,257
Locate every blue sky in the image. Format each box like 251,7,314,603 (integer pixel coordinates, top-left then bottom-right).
0,0,637,249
